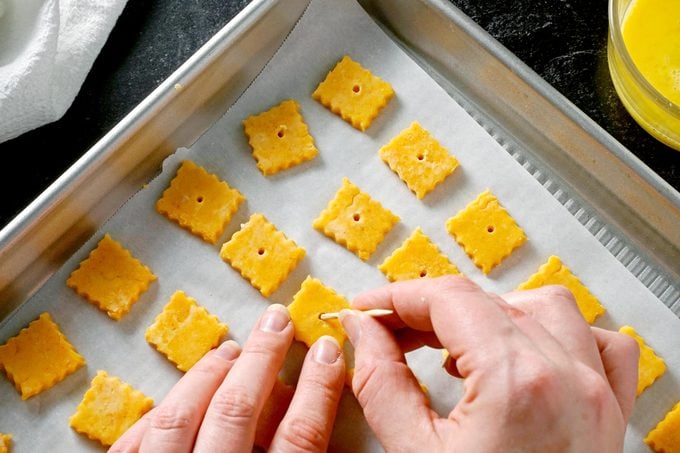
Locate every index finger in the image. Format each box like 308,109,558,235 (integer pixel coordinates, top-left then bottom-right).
353,276,526,376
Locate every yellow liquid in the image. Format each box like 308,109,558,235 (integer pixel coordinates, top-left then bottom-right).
622,0,680,104
608,0,680,150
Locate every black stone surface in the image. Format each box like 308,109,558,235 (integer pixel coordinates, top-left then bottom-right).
1,0,678,230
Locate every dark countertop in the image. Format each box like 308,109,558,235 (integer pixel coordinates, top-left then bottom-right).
1,0,678,230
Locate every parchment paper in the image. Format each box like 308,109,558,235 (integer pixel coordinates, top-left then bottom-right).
1,0,679,451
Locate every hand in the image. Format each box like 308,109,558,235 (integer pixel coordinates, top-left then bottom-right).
109,304,346,453
340,275,639,453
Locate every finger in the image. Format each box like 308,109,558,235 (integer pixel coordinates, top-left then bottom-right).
442,350,462,379
485,292,579,370
395,329,443,353
195,304,294,452
352,279,434,331
109,407,155,453
591,327,639,422
270,336,345,452
138,340,241,452
502,286,605,376
356,276,527,377
340,309,439,451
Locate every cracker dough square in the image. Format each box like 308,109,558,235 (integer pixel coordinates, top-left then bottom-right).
145,290,229,372
220,213,305,297
312,55,394,131
445,190,526,274
619,326,666,395
288,276,351,348
517,255,605,324
379,227,459,281
243,99,319,175
0,313,85,400
0,433,11,453
156,160,245,243
70,370,154,447
645,400,680,453
313,177,399,261
67,234,157,320
379,121,459,199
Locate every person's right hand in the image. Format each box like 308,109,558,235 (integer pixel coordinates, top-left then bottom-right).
340,276,639,453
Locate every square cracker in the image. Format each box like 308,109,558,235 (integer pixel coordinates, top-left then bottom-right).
156,159,245,243
288,276,351,348
67,234,157,320
379,121,459,199
220,213,305,297
312,55,394,131
0,312,85,400
645,400,680,453
379,227,459,281
619,326,666,396
517,255,605,324
0,433,11,453
243,99,318,175
70,370,154,447
145,290,229,372
445,190,526,274
313,177,399,261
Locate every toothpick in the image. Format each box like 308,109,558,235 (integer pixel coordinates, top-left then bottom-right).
319,308,394,320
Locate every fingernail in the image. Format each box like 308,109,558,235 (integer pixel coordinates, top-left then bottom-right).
314,335,341,364
339,309,361,344
260,304,290,332
214,340,240,361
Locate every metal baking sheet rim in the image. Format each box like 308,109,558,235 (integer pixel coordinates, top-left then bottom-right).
0,0,678,322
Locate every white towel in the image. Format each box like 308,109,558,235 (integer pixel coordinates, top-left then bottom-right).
0,0,128,143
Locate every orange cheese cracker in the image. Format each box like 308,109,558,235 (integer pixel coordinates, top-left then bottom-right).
145,290,229,372
243,99,318,175
0,433,11,453
313,177,399,261
220,213,305,297
156,160,245,244
288,276,351,348
312,55,394,131
379,121,459,199
0,312,85,400
619,326,666,396
254,377,295,449
646,400,680,453
67,234,157,320
517,255,605,324
379,227,459,281
70,370,154,447
445,190,526,274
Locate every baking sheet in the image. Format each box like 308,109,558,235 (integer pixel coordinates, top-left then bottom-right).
1,0,679,451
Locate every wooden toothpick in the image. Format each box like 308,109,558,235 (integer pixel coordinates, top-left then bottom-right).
319,308,394,320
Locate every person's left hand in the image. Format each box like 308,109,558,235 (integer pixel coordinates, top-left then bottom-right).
109,304,346,453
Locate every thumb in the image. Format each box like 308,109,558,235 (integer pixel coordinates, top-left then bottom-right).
340,310,438,451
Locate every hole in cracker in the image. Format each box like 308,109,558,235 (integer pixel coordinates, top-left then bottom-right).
257,247,265,255
419,270,427,278
417,153,424,161
487,225,495,233
276,125,287,138
196,196,204,203
352,84,361,93
353,213,361,222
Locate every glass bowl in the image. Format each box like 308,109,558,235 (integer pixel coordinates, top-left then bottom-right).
607,0,680,151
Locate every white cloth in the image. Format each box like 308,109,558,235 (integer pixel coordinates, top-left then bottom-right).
0,0,128,143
